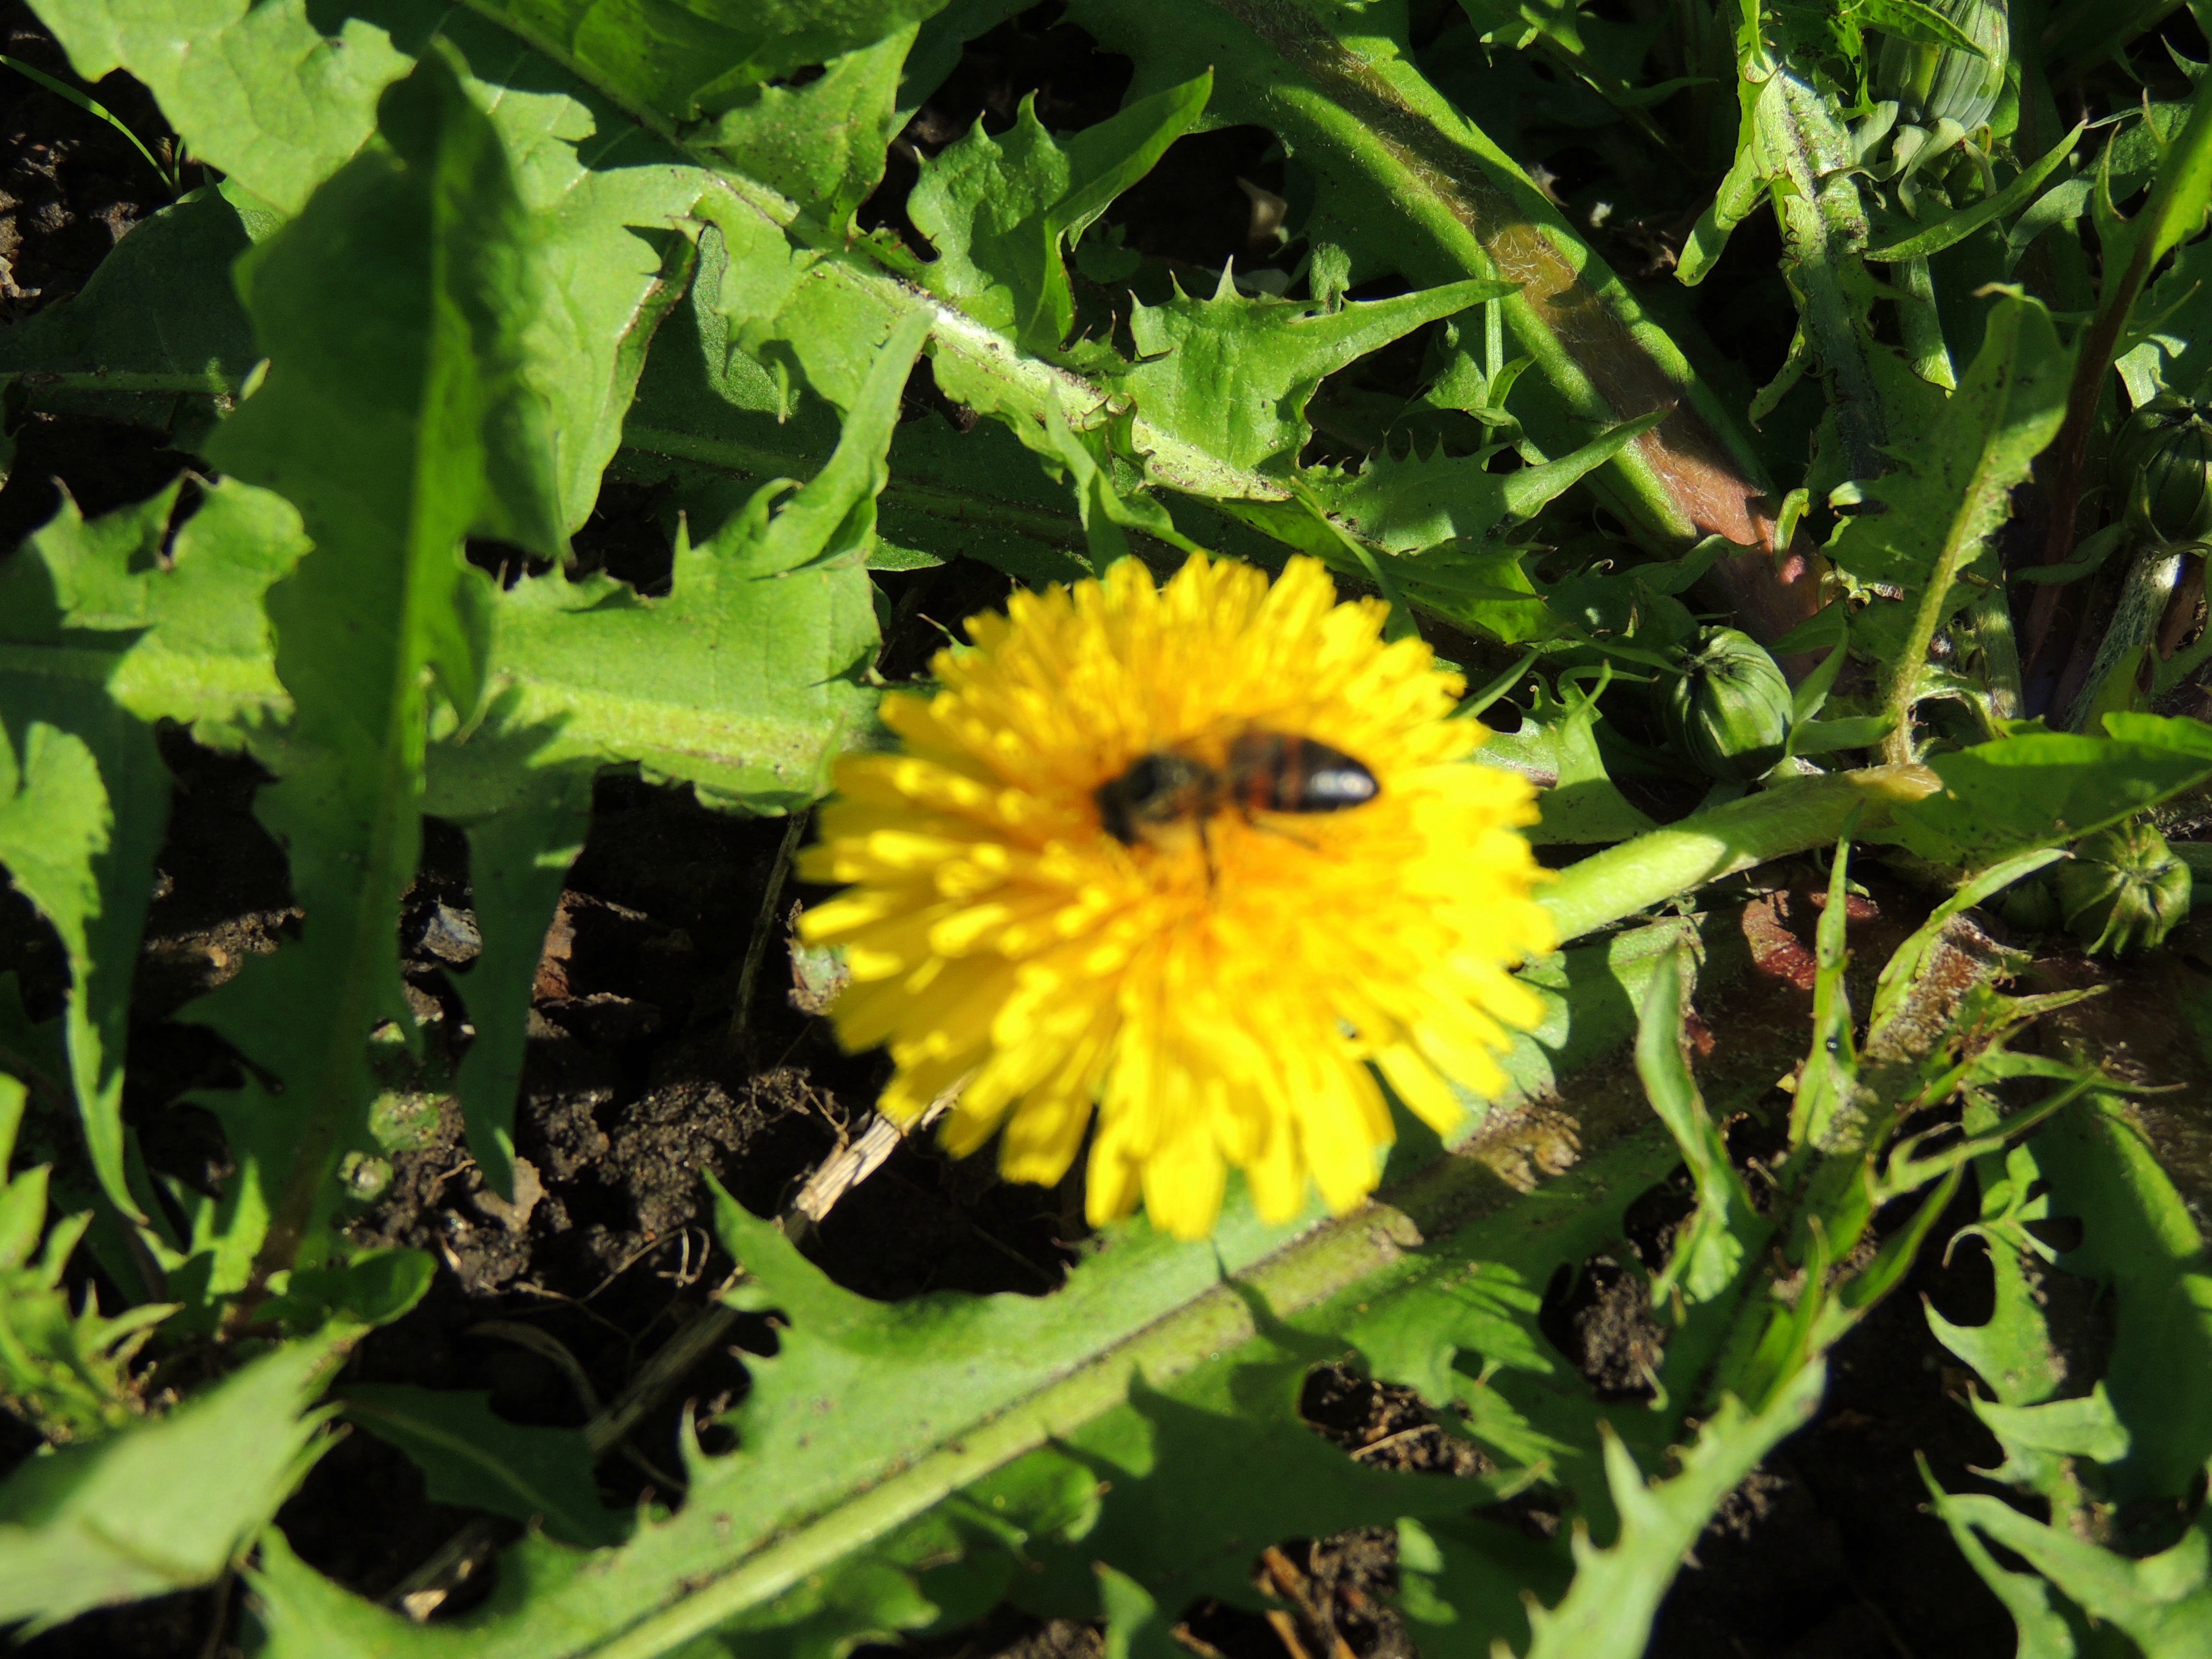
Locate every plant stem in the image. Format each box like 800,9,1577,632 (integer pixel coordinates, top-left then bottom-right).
1536,764,1941,944
2062,543,2181,731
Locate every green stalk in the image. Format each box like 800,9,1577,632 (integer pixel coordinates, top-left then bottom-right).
1750,64,1898,487
1536,764,1941,944
2062,542,2182,731
1883,466,2017,763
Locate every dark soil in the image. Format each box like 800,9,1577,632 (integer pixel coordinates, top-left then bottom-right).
0,6,2139,1659
0,1,182,315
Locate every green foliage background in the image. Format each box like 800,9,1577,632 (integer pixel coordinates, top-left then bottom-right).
0,0,2207,1656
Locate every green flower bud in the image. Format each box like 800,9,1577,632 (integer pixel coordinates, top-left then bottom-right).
1663,627,1793,782
2056,819,2192,956
1873,0,2008,132
2110,395,2212,543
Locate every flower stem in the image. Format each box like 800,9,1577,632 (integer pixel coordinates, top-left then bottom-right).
1537,764,1940,944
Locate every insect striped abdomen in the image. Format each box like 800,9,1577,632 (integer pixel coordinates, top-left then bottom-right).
1226,733,1378,816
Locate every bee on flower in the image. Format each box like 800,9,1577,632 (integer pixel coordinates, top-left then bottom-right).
798,552,1556,1240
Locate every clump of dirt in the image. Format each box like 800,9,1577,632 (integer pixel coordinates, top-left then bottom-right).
1300,1365,1493,1477
1541,1255,1667,1399
1179,1532,1416,1659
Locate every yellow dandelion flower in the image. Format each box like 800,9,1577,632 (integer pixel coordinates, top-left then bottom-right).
798,553,1556,1240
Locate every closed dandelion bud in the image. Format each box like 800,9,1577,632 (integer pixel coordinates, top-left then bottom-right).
1664,627,1793,782
2111,395,2212,543
2056,819,2192,956
1873,0,2008,132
